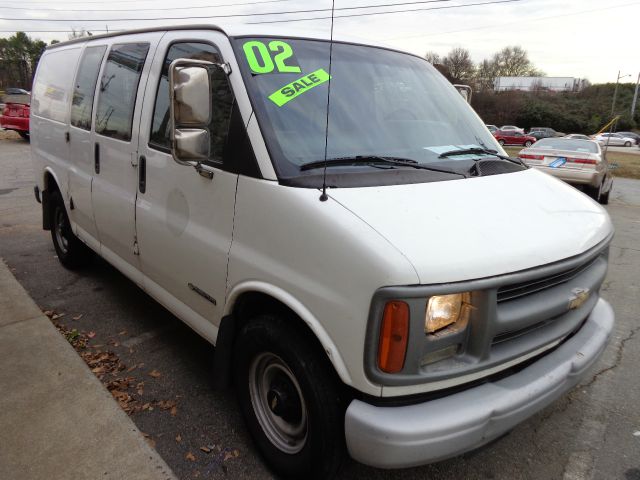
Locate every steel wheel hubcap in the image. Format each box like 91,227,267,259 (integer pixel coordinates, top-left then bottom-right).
249,352,308,454
54,207,69,254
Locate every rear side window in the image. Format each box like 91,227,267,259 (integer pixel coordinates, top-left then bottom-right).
149,42,233,163
32,48,81,123
71,45,107,130
96,43,150,141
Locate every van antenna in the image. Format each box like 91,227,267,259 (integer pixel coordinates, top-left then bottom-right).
319,0,336,202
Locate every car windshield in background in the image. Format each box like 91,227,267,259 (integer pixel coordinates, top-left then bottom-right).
533,138,598,153
234,38,498,184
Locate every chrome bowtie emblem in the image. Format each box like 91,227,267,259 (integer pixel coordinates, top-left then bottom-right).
568,288,590,310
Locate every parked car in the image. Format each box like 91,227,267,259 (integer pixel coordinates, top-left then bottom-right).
594,133,635,147
615,131,640,145
528,127,559,139
485,124,498,133
0,101,30,140
564,134,591,140
5,87,30,95
30,26,615,479
500,125,524,133
519,137,612,204
493,129,537,146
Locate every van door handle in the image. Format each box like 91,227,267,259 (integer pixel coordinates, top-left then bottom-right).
139,155,146,193
94,143,100,174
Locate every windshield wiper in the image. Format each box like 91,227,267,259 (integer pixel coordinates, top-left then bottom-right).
300,155,466,177
438,148,527,167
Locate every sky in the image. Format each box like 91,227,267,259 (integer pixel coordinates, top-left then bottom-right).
1,0,639,84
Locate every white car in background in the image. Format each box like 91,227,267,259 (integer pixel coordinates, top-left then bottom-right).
594,133,635,147
500,125,525,133
519,137,613,204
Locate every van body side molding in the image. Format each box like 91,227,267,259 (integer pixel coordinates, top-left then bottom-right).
188,282,217,306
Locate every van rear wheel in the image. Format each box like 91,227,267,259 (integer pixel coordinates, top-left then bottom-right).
50,190,92,269
233,315,345,479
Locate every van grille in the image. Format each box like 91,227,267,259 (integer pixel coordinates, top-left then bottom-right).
497,256,599,302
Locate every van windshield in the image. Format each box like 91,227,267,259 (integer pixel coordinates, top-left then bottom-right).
234,37,501,186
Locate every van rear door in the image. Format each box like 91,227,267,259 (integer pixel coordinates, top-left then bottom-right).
91,34,161,280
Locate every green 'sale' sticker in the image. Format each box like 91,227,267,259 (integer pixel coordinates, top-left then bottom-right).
268,69,331,107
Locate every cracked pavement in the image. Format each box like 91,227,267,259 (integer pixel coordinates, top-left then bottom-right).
1,134,639,479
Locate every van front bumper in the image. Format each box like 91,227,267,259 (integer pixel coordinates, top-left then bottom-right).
345,298,614,469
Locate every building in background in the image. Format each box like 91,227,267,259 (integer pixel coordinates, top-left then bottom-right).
494,77,587,92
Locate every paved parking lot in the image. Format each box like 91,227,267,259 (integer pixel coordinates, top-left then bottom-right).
1,135,639,480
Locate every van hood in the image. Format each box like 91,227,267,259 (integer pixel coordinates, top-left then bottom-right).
329,169,612,284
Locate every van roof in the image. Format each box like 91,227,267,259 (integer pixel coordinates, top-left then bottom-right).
46,23,392,51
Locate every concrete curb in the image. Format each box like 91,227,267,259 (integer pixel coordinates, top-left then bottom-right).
0,258,178,480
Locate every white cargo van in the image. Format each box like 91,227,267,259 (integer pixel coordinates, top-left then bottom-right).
30,25,614,479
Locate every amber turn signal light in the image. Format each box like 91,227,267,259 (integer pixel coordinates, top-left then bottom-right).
377,301,410,374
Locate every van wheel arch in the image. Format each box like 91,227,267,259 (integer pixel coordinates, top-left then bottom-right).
213,292,343,390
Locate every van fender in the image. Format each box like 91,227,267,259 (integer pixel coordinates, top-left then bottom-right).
224,280,353,386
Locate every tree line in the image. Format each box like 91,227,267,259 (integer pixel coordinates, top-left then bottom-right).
427,46,637,133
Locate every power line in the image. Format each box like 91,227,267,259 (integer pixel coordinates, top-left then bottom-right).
0,0,455,20
385,0,640,40
0,0,300,12
248,0,523,24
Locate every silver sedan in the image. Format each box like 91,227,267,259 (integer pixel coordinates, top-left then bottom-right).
594,133,636,147
518,137,613,204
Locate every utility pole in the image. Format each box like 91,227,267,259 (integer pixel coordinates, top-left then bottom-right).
631,72,640,121
611,70,631,117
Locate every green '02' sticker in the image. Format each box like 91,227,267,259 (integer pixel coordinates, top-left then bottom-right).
268,69,331,107
243,40,301,75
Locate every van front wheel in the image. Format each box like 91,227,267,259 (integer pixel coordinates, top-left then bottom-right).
50,190,92,269
233,315,345,479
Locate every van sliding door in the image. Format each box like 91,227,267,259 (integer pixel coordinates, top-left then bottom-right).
91,35,161,281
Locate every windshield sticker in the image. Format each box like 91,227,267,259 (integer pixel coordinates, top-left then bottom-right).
243,40,301,75
268,69,331,107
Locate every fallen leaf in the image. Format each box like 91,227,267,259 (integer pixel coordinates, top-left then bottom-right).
51,313,65,320
118,330,128,336
87,331,96,339
170,405,177,416
175,434,182,443
72,314,83,320
145,437,156,449
185,452,196,462
43,310,53,317
149,370,161,378
200,446,211,453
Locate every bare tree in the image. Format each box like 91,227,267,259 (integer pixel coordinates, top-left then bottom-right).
474,59,497,92
441,47,475,82
491,46,543,77
424,51,441,65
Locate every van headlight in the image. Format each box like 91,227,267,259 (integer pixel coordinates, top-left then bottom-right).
425,293,472,334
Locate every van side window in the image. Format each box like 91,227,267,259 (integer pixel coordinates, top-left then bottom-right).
71,45,107,130
95,43,150,142
31,48,81,123
150,42,234,164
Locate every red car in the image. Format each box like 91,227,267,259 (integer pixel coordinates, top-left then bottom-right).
0,101,30,140
493,129,536,147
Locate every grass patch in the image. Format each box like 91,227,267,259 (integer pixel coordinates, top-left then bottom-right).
503,146,640,180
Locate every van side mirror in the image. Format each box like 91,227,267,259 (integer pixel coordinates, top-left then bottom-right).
453,84,472,104
169,58,231,170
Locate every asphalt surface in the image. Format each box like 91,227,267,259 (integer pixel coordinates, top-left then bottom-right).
1,133,639,480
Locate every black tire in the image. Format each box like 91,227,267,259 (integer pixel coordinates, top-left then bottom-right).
624,141,631,147
50,190,92,269
524,140,533,147
233,315,346,480
599,182,611,205
18,131,30,141
498,139,505,146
